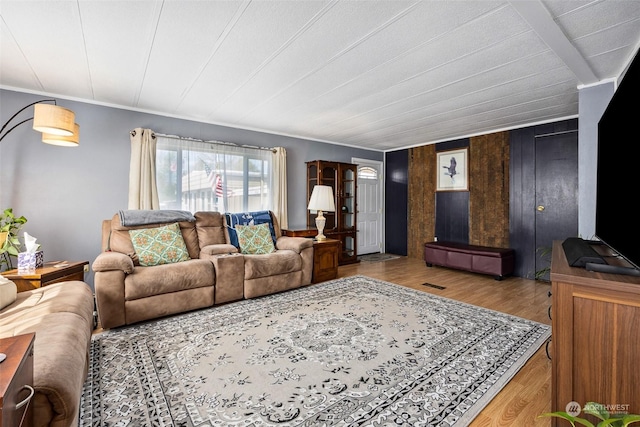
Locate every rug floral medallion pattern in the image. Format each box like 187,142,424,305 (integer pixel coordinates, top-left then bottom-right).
80,275,550,426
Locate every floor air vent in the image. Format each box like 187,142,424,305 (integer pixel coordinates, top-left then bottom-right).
421,282,446,290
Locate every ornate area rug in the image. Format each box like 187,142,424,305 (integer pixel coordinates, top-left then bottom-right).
79,275,550,426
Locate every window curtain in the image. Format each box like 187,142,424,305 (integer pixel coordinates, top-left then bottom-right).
273,147,288,229
128,128,159,209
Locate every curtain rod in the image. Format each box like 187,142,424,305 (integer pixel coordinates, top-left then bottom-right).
151,131,276,153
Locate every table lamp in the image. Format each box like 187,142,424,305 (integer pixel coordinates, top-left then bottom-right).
307,185,335,241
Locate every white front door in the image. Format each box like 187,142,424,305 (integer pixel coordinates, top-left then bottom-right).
353,158,383,255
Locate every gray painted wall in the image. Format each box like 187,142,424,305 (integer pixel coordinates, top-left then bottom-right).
0,89,382,288
577,81,614,239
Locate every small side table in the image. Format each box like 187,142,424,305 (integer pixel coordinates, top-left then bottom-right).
0,333,35,427
2,261,89,293
312,239,340,283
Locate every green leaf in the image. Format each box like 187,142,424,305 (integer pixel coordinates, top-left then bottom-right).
622,415,640,427
0,208,28,261
575,419,598,427
598,419,623,427
585,402,611,421
539,412,595,427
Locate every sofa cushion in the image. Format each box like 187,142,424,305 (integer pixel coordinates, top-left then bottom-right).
275,236,314,253
92,251,135,273
0,281,94,335
129,222,191,266
199,244,239,257
31,311,93,426
225,211,276,249
109,214,201,263
244,250,302,279
124,259,215,300
194,211,228,247
0,275,17,310
236,223,276,255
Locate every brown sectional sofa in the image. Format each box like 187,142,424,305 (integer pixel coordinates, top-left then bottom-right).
92,210,313,329
0,280,94,427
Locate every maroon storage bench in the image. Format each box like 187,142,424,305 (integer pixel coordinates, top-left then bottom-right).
424,241,515,280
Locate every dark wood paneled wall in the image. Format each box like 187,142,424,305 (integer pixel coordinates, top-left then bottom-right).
435,191,469,243
433,139,471,246
403,134,510,260
385,150,408,256
469,132,510,248
389,120,577,276
510,126,537,278
407,145,436,259
510,118,578,278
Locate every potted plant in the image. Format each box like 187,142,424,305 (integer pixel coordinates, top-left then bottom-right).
0,208,27,270
540,401,640,427
534,245,553,281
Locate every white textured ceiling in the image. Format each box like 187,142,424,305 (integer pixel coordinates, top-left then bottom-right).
1,0,640,152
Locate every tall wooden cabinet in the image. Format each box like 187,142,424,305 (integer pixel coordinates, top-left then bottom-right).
306,160,358,265
550,241,640,426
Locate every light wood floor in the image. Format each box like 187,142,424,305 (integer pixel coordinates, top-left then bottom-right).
338,256,552,427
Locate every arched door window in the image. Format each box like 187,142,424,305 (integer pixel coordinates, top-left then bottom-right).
358,166,378,180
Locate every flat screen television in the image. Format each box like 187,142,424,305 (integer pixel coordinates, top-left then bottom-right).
594,48,640,274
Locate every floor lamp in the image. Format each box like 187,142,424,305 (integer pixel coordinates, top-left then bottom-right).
0,99,79,146
308,185,336,241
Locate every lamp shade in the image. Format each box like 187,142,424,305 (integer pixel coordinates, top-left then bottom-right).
32,103,75,136
307,185,336,212
42,123,79,147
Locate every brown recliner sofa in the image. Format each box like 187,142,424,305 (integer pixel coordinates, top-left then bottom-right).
0,280,94,427
92,210,313,329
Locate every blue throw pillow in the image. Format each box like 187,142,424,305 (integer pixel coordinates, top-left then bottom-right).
225,211,276,249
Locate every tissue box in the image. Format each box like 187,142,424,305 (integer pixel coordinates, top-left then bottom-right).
17,251,44,272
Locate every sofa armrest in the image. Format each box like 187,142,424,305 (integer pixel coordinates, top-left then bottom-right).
200,244,239,258
275,236,313,254
92,251,134,274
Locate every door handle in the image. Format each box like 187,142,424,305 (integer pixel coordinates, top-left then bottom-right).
537,205,545,212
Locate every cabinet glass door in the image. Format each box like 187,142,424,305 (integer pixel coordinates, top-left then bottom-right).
306,163,318,229
342,234,356,262
320,164,338,231
340,165,356,230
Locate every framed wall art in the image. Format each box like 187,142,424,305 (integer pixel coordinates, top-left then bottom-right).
436,148,468,191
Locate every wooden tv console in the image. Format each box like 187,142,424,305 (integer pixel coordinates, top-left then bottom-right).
550,240,640,425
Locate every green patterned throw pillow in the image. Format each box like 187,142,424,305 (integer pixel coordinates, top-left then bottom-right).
129,222,191,266
235,223,276,255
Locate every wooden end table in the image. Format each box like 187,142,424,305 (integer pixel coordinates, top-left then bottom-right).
282,228,318,238
2,261,89,293
312,238,340,283
0,333,35,427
